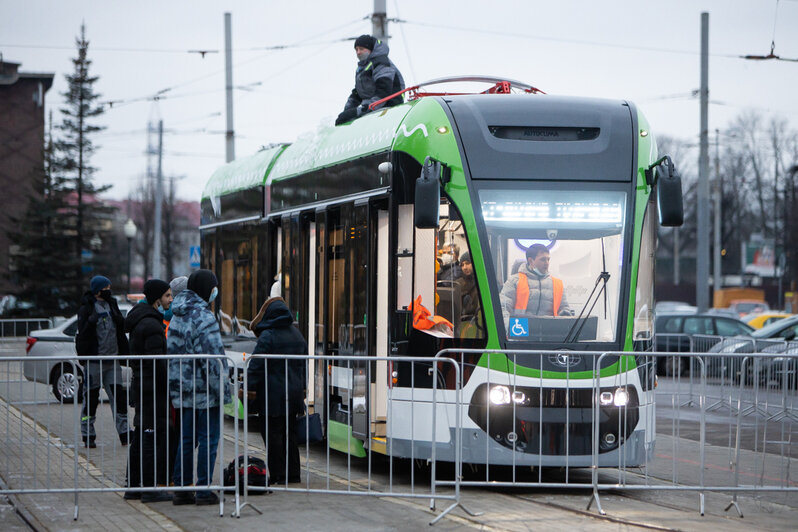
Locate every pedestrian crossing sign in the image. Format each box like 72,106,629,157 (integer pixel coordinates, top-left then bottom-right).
189,246,201,269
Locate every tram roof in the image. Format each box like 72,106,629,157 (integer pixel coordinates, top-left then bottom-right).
201,144,286,199
266,103,414,184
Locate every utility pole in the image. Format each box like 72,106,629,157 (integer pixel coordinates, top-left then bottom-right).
153,119,163,279
372,0,388,41
713,128,722,296
224,12,235,163
696,12,710,311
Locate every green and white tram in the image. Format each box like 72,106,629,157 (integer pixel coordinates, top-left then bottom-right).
200,77,682,467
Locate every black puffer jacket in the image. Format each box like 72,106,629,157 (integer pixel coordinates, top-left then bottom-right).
248,300,307,417
75,291,129,357
343,39,405,114
124,302,168,403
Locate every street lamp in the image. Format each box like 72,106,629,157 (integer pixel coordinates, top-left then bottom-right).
123,219,137,294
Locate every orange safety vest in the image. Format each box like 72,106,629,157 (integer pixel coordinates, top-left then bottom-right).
514,273,563,317
409,295,454,331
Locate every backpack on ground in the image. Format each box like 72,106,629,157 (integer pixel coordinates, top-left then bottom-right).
223,454,269,495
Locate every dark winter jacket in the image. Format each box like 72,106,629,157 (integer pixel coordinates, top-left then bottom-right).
343,40,405,115
124,303,168,405
167,289,231,409
75,291,129,358
248,300,307,417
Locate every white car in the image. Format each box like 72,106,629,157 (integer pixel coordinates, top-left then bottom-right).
23,304,133,403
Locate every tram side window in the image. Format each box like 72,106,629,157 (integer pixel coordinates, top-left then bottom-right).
218,229,258,336
411,197,485,340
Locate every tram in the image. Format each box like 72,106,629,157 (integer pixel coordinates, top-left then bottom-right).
199,77,683,466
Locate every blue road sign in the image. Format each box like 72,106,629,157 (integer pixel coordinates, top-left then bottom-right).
509,317,529,338
189,246,201,269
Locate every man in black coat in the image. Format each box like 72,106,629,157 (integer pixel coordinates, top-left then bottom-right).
75,275,130,447
246,297,307,484
124,279,173,502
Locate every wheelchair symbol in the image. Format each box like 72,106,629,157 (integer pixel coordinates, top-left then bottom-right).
510,318,529,337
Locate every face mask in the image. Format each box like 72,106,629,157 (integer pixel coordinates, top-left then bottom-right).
532,267,545,276
100,289,112,302
163,308,173,321
157,304,164,313
356,51,370,62
439,253,453,266
208,287,218,303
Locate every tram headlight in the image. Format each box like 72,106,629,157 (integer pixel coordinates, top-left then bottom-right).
511,391,526,404
613,387,629,407
599,392,613,405
489,385,511,405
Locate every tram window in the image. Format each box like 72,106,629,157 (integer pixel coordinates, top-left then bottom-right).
478,186,627,343
218,228,258,336
633,198,655,343
410,196,485,340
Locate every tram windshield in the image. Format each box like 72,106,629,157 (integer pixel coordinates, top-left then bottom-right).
478,186,627,343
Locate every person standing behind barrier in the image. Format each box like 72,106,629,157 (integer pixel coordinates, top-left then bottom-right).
124,279,173,503
168,269,231,506
246,297,307,484
75,275,131,448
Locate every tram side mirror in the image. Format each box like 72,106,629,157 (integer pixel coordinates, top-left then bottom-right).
414,157,441,228
654,156,684,227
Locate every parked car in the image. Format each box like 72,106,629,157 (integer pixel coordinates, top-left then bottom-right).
708,314,798,384
743,312,792,329
728,299,769,318
655,301,697,313
23,303,133,403
654,312,755,375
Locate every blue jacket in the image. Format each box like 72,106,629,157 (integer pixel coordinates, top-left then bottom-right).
248,300,307,417
167,289,231,408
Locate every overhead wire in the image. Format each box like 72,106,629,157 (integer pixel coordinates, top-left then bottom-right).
98,17,365,110
396,19,743,59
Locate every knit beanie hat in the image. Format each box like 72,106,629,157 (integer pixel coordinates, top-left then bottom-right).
170,276,188,296
354,34,376,51
90,275,111,294
187,269,218,303
143,279,170,305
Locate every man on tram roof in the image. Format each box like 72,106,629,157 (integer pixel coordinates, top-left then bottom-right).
335,34,405,126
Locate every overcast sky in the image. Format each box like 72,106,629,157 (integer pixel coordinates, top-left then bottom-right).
3,0,797,201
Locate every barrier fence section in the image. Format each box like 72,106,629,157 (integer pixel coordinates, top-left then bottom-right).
0,354,232,519
0,351,463,525
0,318,52,338
433,348,797,517
235,354,463,524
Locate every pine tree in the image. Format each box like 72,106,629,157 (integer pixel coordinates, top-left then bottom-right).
8,116,82,314
52,23,117,297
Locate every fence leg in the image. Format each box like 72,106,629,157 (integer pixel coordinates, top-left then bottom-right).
724,496,744,518
586,488,605,515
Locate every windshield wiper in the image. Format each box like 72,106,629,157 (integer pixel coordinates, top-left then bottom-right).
563,238,610,343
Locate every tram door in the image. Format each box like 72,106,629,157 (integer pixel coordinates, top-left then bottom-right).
317,201,387,440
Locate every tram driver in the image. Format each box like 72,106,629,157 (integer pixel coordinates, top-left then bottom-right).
499,244,574,331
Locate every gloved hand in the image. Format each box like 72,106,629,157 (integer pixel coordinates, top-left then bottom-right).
335,107,358,126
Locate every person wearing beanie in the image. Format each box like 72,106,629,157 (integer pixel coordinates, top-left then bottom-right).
124,279,173,502
335,34,405,126
167,268,230,506
246,297,307,484
75,275,131,448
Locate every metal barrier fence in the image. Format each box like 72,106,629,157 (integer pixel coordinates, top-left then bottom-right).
0,318,52,338
0,352,462,525
432,348,798,518
2,348,796,523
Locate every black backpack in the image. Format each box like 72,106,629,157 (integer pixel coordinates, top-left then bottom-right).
223,455,269,495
